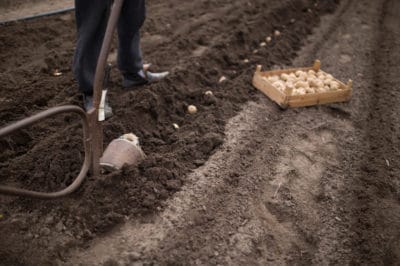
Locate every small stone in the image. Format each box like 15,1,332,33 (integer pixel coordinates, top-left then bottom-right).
52,69,62,76
274,30,281,37
219,76,227,83
253,49,258,54
290,18,296,24
266,36,272,42
172,123,180,129
260,42,267,47
205,90,213,96
243,59,249,63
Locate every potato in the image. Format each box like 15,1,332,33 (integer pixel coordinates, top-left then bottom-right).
188,105,197,114
268,75,279,83
295,81,308,89
292,88,300,95
309,79,323,88
307,73,317,80
295,70,304,77
299,72,308,81
285,81,294,87
273,81,285,90
307,77,316,85
280,73,290,81
330,81,340,90
297,88,306,95
324,78,333,85
305,87,315,94
308,70,316,76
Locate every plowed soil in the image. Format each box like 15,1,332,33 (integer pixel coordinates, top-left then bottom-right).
1,0,400,265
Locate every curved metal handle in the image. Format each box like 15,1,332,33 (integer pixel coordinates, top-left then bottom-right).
0,106,91,199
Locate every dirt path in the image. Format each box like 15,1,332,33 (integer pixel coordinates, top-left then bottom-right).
1,0,400,265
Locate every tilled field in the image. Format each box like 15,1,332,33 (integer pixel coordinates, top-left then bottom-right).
1,0,400,265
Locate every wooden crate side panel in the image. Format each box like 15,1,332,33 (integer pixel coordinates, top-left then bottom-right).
253,73,287,107
288,89,352,107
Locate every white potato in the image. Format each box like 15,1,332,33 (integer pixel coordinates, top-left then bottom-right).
295,70,305,77
330,81,340,90
280,73,290,81
295,81,309,89
188,105,197,114
286,81,294,87
310,79,324,88
268,75,279,83
292,88,301,95
273,81,285,90
299,72,308,81
297,88,306,95
324,78,333,85
305,87,316,94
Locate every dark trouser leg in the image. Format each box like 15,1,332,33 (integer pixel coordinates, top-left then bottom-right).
117,0,146,75
73,0,111,96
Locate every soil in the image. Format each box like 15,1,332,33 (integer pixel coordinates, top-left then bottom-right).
0,0,73,23
0,0,399,265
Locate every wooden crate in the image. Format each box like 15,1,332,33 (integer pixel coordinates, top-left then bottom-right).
252,60,353,108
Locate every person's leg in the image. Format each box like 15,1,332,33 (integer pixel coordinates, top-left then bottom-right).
73,0,111,96
117,0,146,75
117,0,169,88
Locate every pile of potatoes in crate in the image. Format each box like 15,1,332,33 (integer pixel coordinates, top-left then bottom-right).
264,69,342,95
